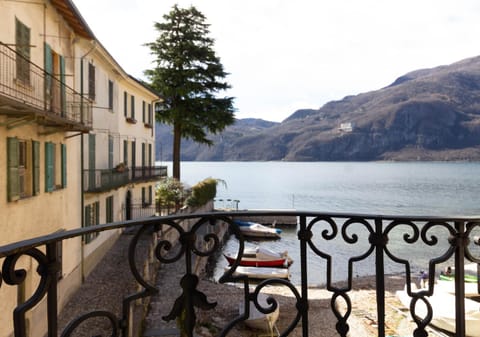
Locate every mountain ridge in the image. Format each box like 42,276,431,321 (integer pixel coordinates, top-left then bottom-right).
156,55,480,161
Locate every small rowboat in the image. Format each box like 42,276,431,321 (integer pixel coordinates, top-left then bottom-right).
235,221,282,239
225,266,290,280
224,246,293,268
396,284,480,336
437,273,479,297
439,273,478,283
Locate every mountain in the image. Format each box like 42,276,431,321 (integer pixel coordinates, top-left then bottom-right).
156,55,480,161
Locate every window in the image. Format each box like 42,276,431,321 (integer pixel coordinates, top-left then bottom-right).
106,195,114,223
15,18,30,83
108,80,114,110
148,104,153,125
83,202,99,243
123,140,128,166
45,142,67,192
148,143,152,167
88,63,95,101
45,142,55,192
144,103,153,128
123,91,128,117
142,186,152,207
142,101,146,123
7,137,39,201
108,136,114,169
124,92,137,123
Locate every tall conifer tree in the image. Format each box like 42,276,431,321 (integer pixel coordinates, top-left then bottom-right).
145,5,235,180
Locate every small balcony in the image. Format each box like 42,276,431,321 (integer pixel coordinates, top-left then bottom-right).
1,210,480,337
0,42,92,132
83,165,168,192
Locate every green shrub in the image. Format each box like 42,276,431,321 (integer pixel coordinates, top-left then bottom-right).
185,178,225,207
156,177,185,208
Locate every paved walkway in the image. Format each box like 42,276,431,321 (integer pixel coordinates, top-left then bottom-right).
143,255,185,337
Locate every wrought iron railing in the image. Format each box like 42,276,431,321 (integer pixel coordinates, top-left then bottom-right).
83,165,167,192
1,210,480,337
0,42,92,130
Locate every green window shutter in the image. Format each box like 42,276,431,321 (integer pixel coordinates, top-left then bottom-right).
88,134,96,190
142,143,146,167
131,141,136,169
124,92,128,116
148,185,152,204
84,204,91,243
106,196,113,223
60,55,66,115
123,140,128,166
131,95,135,119
44,43,52,103
88,63,95,101
108,80,114,110
142,101,146,123
33,140,40,195
108,136,113,169
142,187,146,206
15,18,30,82
148,144,152,167
61,144,67,188
45,142,54,192
7,137,20,201
148,104,152,125
95,201,100,225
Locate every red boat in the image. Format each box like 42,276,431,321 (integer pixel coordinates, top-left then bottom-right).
224,247,293,268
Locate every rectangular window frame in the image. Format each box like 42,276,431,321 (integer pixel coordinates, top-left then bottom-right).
108,80,114,110
88,63,96,101
15,18,30,84
106,195,114,223
83,201,100,243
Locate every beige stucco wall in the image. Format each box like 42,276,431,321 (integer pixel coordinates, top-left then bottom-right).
1,2,161,337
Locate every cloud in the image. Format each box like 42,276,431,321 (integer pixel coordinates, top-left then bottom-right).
74,0,480,122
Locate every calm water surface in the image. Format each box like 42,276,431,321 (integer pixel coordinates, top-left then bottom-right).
160,161,480,285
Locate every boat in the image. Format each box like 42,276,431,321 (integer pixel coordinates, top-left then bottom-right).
234,220,282,239
436,273,479,297
224,246,293,267
239,293,280,332
439,273,478,283
396,284,480,336
225,266,290,280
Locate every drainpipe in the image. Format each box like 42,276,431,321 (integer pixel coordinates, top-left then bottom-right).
79,40,96,282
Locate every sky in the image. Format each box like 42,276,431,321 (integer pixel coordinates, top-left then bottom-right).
73,0,480,122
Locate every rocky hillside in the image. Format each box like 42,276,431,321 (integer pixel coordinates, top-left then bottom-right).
156,55,480,161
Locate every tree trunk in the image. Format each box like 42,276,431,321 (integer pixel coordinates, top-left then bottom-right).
172,123,182,181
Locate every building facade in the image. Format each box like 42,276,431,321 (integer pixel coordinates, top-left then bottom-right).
0,2,164,337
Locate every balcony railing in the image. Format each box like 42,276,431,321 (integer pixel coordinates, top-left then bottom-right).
83,165,168,192
1,210,480,337
0,42,92,131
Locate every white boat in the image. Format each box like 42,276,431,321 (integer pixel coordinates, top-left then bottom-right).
396,284,480,336
235,220,282,239
239,293,280,332
436,278,480,298
225,266,290,280
224,246,293,267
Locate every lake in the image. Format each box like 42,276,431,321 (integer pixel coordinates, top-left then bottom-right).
159,161,480,285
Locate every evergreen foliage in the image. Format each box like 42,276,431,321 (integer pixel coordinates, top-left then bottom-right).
145,5,235,180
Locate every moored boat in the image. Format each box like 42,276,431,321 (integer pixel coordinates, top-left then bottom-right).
225,265,290,280
396,284,480,336
235,220,282,239
224,246,293,268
